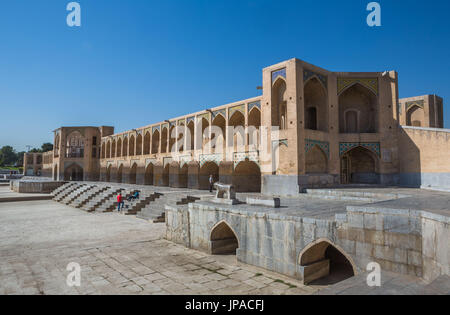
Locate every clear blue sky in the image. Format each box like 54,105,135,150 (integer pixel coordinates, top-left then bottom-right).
1,0,449,151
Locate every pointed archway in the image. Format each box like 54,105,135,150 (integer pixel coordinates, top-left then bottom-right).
341,146,379,184
299,239,356,285
210,221,239,255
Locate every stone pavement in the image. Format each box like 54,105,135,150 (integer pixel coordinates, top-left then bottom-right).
0,200,316,295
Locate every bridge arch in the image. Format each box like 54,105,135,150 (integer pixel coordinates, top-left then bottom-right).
209,220,240,255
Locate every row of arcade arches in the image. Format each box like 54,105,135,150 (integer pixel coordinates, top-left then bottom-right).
104,160,262,192
101,108,261,159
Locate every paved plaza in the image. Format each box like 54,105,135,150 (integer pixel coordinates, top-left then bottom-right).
0,198,318,295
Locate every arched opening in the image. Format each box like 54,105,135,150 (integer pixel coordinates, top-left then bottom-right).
129,135,135,156
66,131,85,158
161,128,168,153
54,135,60,157
177,126,185,153
233,160,261,192
200,118,210,150
179,164,188,188
111,140,116,158
229,111,245,152
304,77,327,131
117,164,123,183
145,163,154,185
169,126,176,153
136,134,143,155
122,137,128,157
64,163,84,181
101,142,106,159
299,239,356,285
162,164,169,186
345,110,358,133
143,132,151,155
339,83,377,133
341,146,379,184
272,78,287,130
117,138,122,157
187,121,195,151
106,141,111,159
212,114,226,153
406,105,425,127
129,163,137,184
210,221,239,255
248,107,261,150
305,107,317,130
305,146,328,174
152,130,160,154
199,162,219,190
106,165,111,182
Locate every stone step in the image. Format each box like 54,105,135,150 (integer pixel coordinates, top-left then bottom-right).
52,183,76,198
72,186,109,208
61,185,94,205
54,184,84,202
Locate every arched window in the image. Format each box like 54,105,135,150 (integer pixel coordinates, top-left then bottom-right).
272,78,287,130
66,131,85,158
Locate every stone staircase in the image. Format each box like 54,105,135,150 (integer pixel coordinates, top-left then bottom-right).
137,193,199,222
70,185,109,208
120,191,163,216
81,187,123,213
60,184,95,205
53,183,83,202
50,183,204,222
51,182,76,200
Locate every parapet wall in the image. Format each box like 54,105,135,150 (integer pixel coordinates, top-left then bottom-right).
166,202,449,283
398,126,450,190
10,180,65,194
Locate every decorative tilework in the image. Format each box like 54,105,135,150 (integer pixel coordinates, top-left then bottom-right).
178,155,191,168
199,154,223,167
229,104,245,118
152,126,160,134
177,119,185,126
337,78,378,96
248,101,261,113
272,68,286,83
187,116,195,124
162,123,169,130
212,109,226,120
145,158,157,167
305,139,330,157
406,100,424,111
303,69,328,88
197,113,210,122
233,151,259,168
163,157,173,168
339,142,381,157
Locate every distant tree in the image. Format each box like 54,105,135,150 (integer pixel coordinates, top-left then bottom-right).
0,146,17,166
41,143,54,153
29,148,41,153
16,151,26,167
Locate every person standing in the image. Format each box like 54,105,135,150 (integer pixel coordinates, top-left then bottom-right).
117,193,124,211
209,175,214,193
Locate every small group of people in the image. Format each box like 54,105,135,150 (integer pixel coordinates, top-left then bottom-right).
116,191,140,211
